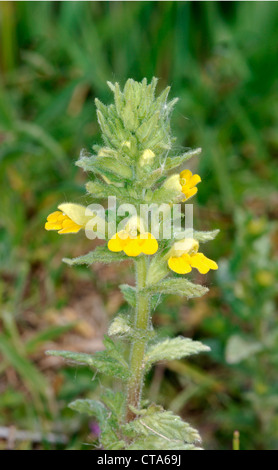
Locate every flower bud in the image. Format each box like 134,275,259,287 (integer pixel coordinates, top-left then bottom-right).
163,174,182,192
166,238,199,258
139,149,155,167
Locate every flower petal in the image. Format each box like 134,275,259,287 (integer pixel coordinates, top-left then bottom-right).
58,203,91,226
108,234,124,252
46,211,62,222
180,169,192,181
182,186,198,200
168,255,192,274
190,253,218,274
123,238,142,257
45,210,82,234
58,224,82,234
45,221,62,231
188,174,201,188
140,234,158,255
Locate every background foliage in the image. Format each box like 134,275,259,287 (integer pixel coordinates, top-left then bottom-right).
0,1,277,450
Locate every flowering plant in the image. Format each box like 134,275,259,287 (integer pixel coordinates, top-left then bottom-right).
45,78,218,450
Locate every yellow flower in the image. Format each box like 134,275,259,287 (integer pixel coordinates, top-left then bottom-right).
45,210,82,234
163,170,201,201
167,238,218,274
179,170,201,200
45,203,96,234
108,231,158,257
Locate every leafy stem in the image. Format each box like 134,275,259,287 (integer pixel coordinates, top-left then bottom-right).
126,255,150,422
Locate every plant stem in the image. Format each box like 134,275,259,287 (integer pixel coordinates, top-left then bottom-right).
126,255,150,422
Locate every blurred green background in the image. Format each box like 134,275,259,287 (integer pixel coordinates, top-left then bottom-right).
0,1,278,450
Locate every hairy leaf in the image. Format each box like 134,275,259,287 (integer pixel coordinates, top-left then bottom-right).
173,229,220,243
144,278,208,298
108,315,131,337
86,180,124,199
69,398,125,450
102,335,128,365
193,229,220,243
69,399,107,422
45,347,130,381
119,284,136,307
100,390,125,420
101,433,126,450
63,245,128,266
124,406,201,450
78,155,133,180
164,147,202,170
145,336,210,368
150,186,183,205
127,436,202,451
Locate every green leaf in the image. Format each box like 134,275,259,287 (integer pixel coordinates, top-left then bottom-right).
146,249,170,285
164,147,202,170
63,245,128,266
45,350,96,365
69,398,125,450
101,434,126,450
192,229,220,243
119,284,161,311
100,390,125,420
69,398,108,422
85,179,123,199
225,335,264,364
77,155,133,180
45,347,130,381
124,406,201,450
144,278,208,298
145,336,210,369
119,284,136,307
173,229,220,243
127,436,201,451
137,168,164,189
150,186,182,205
102,335,128,364
108,314,131,337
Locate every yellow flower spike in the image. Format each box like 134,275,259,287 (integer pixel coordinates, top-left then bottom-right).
179,170,201,201
167,238,218,275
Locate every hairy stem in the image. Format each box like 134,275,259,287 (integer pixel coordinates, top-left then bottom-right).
126,255,150,422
